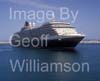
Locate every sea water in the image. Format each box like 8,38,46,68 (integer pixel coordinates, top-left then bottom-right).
0,44,100,81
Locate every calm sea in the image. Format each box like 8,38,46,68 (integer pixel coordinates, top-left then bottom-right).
0,44,100,81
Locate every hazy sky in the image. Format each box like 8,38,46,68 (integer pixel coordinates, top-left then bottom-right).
0,0,100,41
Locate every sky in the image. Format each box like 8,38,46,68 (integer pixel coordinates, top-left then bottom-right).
0,0,100,41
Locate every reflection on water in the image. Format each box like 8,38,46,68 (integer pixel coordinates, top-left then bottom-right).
46,47,78,53
0,44,100,81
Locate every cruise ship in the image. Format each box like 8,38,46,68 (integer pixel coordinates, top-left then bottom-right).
11,21,85,48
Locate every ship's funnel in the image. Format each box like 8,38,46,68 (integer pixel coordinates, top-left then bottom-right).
24,21,33,29
24,21,30,26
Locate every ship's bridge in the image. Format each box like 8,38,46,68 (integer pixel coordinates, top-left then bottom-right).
49,21,78,36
